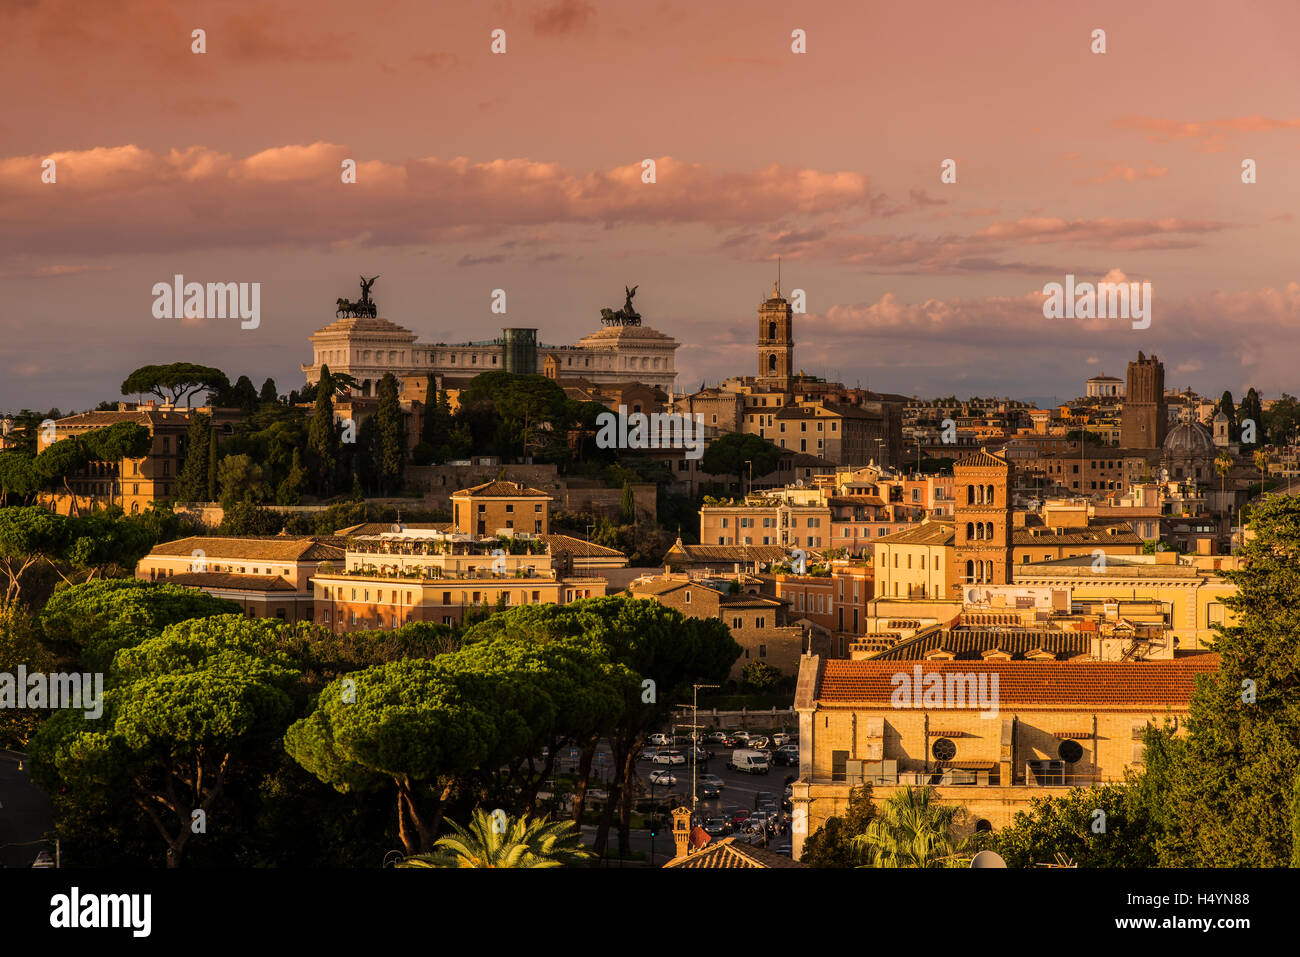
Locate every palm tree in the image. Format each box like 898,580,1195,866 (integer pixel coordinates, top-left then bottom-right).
1215,453,1233,516
1254,449,1271,491
395,808,593,868
851,785,971,868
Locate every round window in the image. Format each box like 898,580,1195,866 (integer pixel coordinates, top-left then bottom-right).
974,819,993,833
1058,739,1084,764
932,737,957,761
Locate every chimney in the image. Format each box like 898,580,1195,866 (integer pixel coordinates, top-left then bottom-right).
671,806,693,859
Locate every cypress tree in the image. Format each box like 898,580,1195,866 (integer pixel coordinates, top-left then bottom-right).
206,428,218,502
308,366,339,496
620,480,636,524
176,413,211,502
259,377,278,405
377,373,405,496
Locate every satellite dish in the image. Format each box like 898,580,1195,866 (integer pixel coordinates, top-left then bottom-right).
970,850,1007,869
795,479,805,487
965,588,980,603
391,523,403,533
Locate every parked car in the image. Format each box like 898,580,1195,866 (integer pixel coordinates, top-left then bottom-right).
747,735,771,750
770,733,792,746
728,749,770,775
703,817,731,836
703,731,728,745
773,745,799,766
652,750,687,766
647,732,670,746
730,730,752,744
648,769,678,787
638,747,659,762
699,774,725,790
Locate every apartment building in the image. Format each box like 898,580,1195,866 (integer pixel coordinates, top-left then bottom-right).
136,535,345,622
310,529,604,631
450,479,551,536
37,407,193,514
789,653,1220,858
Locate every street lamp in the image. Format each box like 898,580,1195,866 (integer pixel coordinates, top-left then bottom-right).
681,682,720,822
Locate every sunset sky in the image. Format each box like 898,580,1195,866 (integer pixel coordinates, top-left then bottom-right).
3,0,1300,410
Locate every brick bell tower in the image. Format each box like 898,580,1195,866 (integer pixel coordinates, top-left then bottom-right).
757,279,795,392
1120,351,1167,450
948,449,1015,600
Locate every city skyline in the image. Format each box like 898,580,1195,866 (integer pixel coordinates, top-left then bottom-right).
5,0,1300,408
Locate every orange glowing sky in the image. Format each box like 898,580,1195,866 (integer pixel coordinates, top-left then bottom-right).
3,0,1300,408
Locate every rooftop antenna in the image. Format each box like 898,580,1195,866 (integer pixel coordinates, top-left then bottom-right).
777,256,781,296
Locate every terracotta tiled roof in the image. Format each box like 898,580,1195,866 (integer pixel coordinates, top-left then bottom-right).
53,409,188,428
828,495,887,507
145,536,345,562
955,449,1011,470
665,543,797,563
662,836,804,869
876,520,954,546
719,595,783,609
166,572,298,592
453,480,552,498
630,578,716,599
1014,517,1142,546
814,656,1219,708
540,534,628,560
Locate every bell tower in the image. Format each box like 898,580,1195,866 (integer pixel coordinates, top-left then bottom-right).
758,279,795,392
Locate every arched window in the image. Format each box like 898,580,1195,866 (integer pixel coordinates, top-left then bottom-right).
768,353,777,373
965,560,974,582
966,485,975,505
768,321,777,340
966,522,975,540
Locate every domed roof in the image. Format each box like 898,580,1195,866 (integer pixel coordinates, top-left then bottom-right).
1163,421,1214,454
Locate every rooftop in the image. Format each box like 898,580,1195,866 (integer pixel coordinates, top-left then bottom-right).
145,536,346,563
811,655,1219,708
452,480,552,499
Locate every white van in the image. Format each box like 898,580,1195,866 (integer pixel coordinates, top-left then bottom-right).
727,749,770,775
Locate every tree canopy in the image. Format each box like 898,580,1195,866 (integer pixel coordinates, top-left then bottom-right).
700,431,783,478
121,363,230,407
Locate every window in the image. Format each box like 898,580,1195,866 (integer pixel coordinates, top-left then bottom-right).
932,738,957,761
1059,739,1084,764
732,617,742,629
685,591,691,604
759,644,767,658
831,750,849,782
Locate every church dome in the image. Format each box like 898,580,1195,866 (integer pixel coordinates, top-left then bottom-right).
1163,421,1214,454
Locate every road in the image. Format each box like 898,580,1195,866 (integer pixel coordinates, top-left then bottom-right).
552,740,797,864
0,755,55,868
